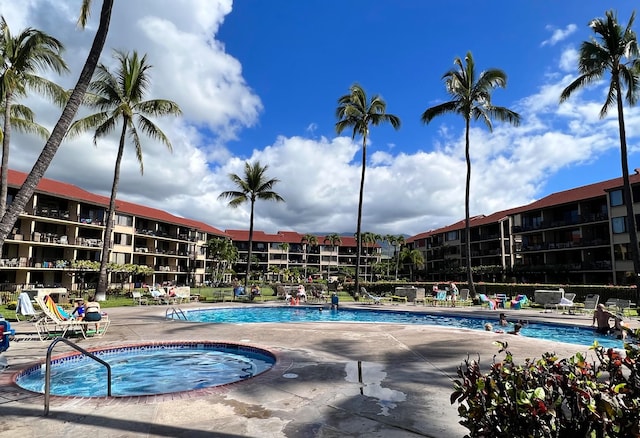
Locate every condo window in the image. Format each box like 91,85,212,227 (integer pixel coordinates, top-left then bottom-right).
115,214,133,226
612,217,627,234
614,243,630,261
610,190,623,207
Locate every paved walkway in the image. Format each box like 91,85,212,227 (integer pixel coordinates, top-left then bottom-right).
0,302,614,437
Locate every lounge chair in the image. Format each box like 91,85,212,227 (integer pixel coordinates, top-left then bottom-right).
15,292,40,321
606,298,637,316
457,289,472,306
361,287,386,305
132,291,148,305
149,287,168,304
478,294,497,310
34,295,109,341
510,294,529,310
580,294,599,314
434,291,448,306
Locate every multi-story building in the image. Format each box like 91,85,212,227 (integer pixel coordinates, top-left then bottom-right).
408,172,640,286
223,230,381,281
1,170,227,291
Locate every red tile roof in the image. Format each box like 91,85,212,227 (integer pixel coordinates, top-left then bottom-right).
8,169,227,237
223,229,364,247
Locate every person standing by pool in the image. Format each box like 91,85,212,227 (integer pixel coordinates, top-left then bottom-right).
331,292,339,310
593,304,615,334
450,282,458,307
297,285,306,302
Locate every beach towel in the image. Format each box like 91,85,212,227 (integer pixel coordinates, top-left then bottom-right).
16,292,37,319
43,295,71,320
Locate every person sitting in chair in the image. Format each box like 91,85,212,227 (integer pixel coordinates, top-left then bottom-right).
83,297,102,332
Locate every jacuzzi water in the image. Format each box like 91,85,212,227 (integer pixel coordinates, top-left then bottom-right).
181,306,624,349
15,342,275,397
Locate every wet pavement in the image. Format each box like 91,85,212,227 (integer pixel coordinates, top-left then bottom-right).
0,301,617,437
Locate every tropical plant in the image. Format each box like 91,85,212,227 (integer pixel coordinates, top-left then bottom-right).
453,341,640,437
301,233,318,280
422,52,520,296
104,262,153,295
67,50,181,300
219,161,284,291
207,237,238,285
560,10,640,303
336,83,400,295
323,233,342,279
392,234,405,280
360,231,380,282
383,234,395,278
399,247,424,281
0,0,114,248
0,17,69,217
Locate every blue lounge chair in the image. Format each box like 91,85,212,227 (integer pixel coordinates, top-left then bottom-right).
510,295,529,310
479,294,497,310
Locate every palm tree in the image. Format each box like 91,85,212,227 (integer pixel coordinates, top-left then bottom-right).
400,247,425,281
219,161,284,291
336,83,400,294
323,233,342,280
207,237,238,285
0,0,114,247
0,17,69,217
560,10,640,301
393,234,405,280
421,52,520,297
67,50,182,299
358,231,376,282
301,233,318,280
383,234,395,278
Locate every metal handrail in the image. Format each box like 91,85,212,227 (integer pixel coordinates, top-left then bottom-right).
44,337,111,415
165,307,187,320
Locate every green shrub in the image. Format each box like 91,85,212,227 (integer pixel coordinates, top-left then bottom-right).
451,340,640,437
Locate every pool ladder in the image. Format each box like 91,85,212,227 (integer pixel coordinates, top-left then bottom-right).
165,307,187,320
44,337,112,416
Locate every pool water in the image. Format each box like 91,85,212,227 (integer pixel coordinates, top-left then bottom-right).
16,342,275,397
183,306,623,349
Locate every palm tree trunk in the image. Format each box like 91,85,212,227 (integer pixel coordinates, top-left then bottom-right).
96,121,127,300
354,134,367,296
0,0,113,247
245,198,255,292
464,118,475,296
0,95,12,218
615,82,640,304
395,244,400,280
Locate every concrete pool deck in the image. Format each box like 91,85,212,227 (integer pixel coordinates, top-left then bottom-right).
0,302,626,437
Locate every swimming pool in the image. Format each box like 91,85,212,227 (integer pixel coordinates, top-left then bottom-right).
181,306,623,349
15,342,275,397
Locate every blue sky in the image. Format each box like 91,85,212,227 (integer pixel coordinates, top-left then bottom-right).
2,1,640,237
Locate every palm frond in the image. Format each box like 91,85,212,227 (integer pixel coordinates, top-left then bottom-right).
421,101,459,124
66,111,110,139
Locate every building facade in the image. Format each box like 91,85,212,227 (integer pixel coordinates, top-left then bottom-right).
408,172,640,286
1,170,227,291
223,230,381,282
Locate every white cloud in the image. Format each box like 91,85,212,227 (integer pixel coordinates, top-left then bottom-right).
1,1,637,239
541,24,577,47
